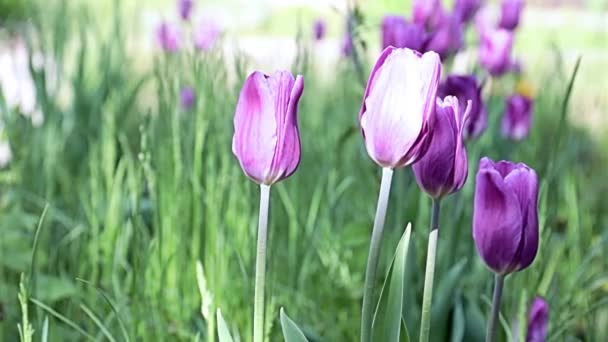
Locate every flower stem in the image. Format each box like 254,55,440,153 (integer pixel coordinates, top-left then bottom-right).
361,167,394,342
419,198,441,342
253,184,271,342
486,274,505,342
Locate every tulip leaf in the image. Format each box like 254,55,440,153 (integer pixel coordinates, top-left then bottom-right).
372,224,412,342
280,307,309,342
216,309,234,342
450,295,465,342
430,259,467,341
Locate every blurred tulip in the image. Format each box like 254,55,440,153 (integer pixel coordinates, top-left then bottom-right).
454,0,482,23
180,86,196,109
194,20,221,51
527,297,549,342
341,32,353,56
413,0,443,29
437,75,487,139
479,27,513,76
499,0,524,31
232,71,304,185
502,94,533,141
178,0,194,21
381,15,426,51
359,47,441,169
423,14,464,60
473,157,539,275
313,19,326,41
156,21,181,53
413,96,471,199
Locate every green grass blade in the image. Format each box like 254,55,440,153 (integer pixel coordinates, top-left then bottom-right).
279,308,309,342
216,309,235,342
79,304,117,342
30,298,95,341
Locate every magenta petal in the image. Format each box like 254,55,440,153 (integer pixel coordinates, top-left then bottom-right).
526,297,549,342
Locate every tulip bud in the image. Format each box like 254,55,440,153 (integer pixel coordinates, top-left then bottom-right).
413,0,443,29
526,297,549,342
437,75,487,139
313,19,326,41
178,0,194,21
180,86,196,110
423,14,464,60
473,157,539,275
381,15,426,51
194,20,221,51
479,27,513,76
232,71,304,185
454,0,482,23
413,96,471,199
499,0,524,31
359,47,441,168
501,94,533,141
156,21,181,53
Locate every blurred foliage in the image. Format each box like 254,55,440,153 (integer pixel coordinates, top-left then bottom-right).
0,0,31,23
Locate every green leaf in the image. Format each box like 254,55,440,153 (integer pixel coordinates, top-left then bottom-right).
399,318,411,342
280,308,309,342
372,224,413,342
216,309,234,342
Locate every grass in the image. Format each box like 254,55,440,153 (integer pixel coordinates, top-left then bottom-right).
0,1,607,341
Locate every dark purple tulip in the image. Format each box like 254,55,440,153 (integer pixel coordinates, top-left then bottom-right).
473,158,539,275
381,15,426,51
313,19,326,41
454,0,482,23
156,21,181,53
413,96,471,199
526,297,549,342
180,86,196,109
178,0,194,21
499,0,524,31
479,27,513,76
423,14,464,60
502,94,533,141
437,75,487,139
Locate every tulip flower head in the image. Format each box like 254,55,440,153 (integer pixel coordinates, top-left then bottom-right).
527,297,549,342
194,20,221,51
454,0,482,23
499,0,524,31
413,0,443,29
156,21,181,53
232,71,304,185
359,47,441,169
479,27,513,76
423,14,464,60
313,19,327,41
502,94,533,141
178,0,194,21
180,86,196,110
413,96,471,199
473,158,539,275
381,15,426,51
437,75,487,139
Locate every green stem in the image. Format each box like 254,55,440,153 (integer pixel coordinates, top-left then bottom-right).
419,198,441,342
361,167,394,342
253,184,271,342
486,274,505,342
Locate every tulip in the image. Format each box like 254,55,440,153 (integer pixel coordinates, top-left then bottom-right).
178,0,194,21
479,27,513,76
423,14,464,60
180,86,196,110
501,94,533,141
499,0,524,31
527,297,549,342
156,21,181,53
437,75,487,139
381,15,426,51
194,20,221,51
313,19,326,41
341,31,353,56
359,47,441,169
413,0,443,29
232,71,304,185
454,0,482,23
413,96,471,199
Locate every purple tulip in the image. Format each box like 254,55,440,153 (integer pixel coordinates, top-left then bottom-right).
413,96,471,199
501,94,533,141
232,71,304,185
194,20,221,51
423,14,464,60
313,19,326,41
156,21,181,53
359,47,441,169
413,0,443,29
180,86,196,109
178,0,194,21
381,15,426,51
454,0,482,23
341,31,353,56
526,297,549,342
479,27,513,76
473,157,539,275
499,0,524,31
437,75,487,139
